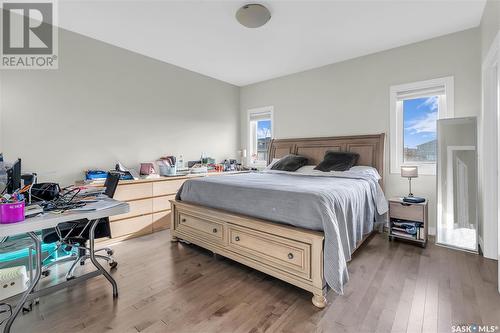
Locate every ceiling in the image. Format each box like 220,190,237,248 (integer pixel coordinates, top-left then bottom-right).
58,0,487,86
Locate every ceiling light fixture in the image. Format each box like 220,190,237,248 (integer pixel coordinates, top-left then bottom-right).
235,4,271,28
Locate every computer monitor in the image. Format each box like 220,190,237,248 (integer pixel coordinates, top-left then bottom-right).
6,159,21,194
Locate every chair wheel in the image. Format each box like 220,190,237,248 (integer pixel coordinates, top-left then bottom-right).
106,250,114,256
109,261,118,269
66,275,75,281
80,260,85,266
41,270,50,277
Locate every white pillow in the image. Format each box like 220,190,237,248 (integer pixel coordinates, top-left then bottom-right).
348,166,382,180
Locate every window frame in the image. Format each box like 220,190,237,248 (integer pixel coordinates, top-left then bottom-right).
390,77,454,175
247,106,274,168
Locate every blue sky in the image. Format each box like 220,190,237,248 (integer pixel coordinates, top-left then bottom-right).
403,96,438,148
257,120,272,138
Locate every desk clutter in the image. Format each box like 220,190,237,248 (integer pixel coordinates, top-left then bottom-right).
1,178,117,225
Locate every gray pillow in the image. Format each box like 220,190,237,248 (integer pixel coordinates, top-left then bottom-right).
314,151,359,172
271,154,309,172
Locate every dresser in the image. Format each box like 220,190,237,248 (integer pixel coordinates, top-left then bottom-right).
78,172,248,244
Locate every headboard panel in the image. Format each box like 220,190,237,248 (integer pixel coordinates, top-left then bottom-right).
268,134,385,184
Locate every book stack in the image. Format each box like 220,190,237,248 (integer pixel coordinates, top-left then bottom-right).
390,218,425,241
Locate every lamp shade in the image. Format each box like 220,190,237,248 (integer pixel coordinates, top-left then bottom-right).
401,166,418,178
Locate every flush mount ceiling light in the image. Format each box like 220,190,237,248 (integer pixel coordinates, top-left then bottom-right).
236,4,271,28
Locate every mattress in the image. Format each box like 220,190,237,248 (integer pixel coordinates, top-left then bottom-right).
176,169,388,294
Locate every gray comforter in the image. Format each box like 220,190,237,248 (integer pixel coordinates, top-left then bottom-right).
176,170,388,294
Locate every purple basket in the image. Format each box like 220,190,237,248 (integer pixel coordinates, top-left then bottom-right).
0,201,25,224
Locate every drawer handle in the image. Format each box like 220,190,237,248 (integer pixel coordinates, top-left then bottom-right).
212,228,217,233
235,236,240,241
288,253,294,259
181,218,186,222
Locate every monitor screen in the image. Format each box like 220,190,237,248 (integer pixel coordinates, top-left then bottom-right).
6,159,21,194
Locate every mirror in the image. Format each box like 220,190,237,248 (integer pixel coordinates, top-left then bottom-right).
437,117,478,252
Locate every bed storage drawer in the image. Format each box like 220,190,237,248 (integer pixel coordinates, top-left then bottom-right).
227,225,311,279
177,213,224,244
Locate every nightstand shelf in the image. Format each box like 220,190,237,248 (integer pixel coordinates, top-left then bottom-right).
388,197,428,247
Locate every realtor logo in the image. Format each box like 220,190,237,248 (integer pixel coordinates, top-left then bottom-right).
1,0,58,69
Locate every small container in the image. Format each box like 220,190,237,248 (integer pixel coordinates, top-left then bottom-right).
0,201,25,224
159,165,177,177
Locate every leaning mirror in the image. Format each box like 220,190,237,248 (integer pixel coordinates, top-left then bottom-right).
436,117,478,252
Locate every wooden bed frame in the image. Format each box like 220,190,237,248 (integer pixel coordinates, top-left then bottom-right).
170,134,385,308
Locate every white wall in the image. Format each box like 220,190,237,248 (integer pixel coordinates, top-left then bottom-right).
481,0,500,61
479,0,499,260
0,28,240,186
240,28,481,233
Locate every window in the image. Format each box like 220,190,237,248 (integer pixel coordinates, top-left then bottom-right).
248,106,273,167
390,77,454,175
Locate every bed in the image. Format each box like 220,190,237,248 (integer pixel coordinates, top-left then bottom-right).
170,134,387,308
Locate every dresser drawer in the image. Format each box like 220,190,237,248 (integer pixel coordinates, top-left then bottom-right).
227,225,311,279
176,213,224,244
389,202,424,222
110,214,153,238
152,195,175,212
153,180,185,196
114,183,152,201
110,198,152,221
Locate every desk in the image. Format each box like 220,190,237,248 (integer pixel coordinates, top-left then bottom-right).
0,198,129,333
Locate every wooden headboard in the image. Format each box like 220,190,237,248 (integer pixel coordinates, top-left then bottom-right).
268,133,385,184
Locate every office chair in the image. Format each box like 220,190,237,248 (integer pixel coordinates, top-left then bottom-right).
41,172,121,280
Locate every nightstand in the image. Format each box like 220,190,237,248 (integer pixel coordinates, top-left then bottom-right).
388,197,428,247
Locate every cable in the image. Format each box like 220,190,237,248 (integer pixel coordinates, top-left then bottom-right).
42,187,86,213
0,302,12,326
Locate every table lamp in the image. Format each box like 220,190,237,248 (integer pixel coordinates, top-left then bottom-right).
401,166,424,203
238,149,247,164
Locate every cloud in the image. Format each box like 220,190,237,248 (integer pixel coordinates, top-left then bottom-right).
257,127,271,138
418,96,439,111
405,110,437,134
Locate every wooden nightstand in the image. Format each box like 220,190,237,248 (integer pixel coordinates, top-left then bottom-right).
388,197,428,247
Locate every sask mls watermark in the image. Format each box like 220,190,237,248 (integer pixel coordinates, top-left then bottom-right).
1,0,58,69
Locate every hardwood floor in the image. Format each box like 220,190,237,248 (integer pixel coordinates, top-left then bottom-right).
9,230,500,333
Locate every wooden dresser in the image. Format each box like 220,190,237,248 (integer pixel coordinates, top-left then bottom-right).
78,172,247,244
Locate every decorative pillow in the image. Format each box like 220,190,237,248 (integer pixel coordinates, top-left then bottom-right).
270,154,309,172
264,158,280,171
314,151,359,172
